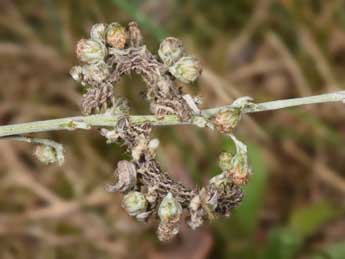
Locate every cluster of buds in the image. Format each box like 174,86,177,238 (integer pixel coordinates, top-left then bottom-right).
71,21,252,242
158,37,202,84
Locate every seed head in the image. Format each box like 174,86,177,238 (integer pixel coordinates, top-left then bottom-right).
106,23,127,49
158,37,185,66
76,39,107,64
122,191,147,216
169,56,202,84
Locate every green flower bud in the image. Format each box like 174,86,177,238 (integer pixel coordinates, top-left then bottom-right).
90,23,107,43
76,39,107,64
158,193,182,223
227,135,252,186
218,152,233,171
34,144,64,165
106,22,127,49
158,37,185,66
212,109,241,134
169,56,202,84
228,152,251,186
122,191,147,216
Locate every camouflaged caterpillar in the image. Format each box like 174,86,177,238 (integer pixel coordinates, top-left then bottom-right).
70,21,251,242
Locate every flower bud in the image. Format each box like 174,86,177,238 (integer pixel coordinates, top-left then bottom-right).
218,152,233,171
148,138,160,150
83,62,110,82
158,193,182,223
158,37,185,66
34,144,64,165
122,191,147,216
90,23,107,43
105,22,127,49
76,39,107,64
70,66,83,82
212,109,241,134
228,153,251,186
169,56,202,84
188,194,204,229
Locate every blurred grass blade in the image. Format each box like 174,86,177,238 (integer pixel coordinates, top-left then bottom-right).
259,227,302,259
289,201,341,238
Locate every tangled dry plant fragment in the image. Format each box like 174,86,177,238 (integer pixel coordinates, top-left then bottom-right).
70,21,250,241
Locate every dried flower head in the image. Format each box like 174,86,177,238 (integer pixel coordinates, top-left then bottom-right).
158,192,182,222
157,193,183,241
76,39,107,64
169,56,202,84
34,144,63,165
227,135,252,186
90,23,107,43
106,22,127,49
212,109,241,134
158,37,185,66
227,152,251,186
122,191,147,216
106,160,137,193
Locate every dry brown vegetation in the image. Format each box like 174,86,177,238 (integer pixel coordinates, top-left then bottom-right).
0,1,345,258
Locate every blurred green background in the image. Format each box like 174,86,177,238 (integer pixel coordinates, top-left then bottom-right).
0,0,345,258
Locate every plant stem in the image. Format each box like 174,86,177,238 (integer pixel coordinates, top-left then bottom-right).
2,136,65,165
0,91,344,138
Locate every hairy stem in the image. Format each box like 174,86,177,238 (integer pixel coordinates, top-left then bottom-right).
0,91,344,138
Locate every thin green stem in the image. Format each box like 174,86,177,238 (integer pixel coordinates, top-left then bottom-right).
0,91,344,138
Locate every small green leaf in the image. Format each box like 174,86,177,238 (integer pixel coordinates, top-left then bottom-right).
259,227,302,259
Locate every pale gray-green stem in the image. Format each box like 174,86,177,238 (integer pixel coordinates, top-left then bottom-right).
0,91,344,138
